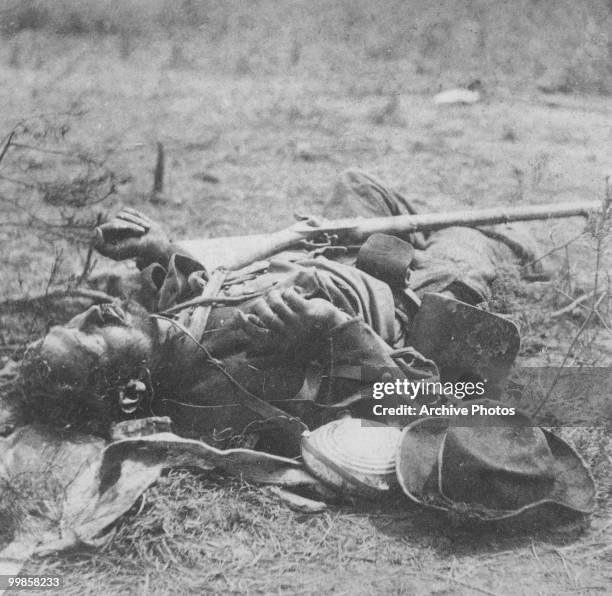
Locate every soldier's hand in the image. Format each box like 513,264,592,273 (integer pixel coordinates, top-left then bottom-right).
238,287,350,342
93,207,171,264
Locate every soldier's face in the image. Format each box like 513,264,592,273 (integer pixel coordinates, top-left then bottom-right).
29,300,155,395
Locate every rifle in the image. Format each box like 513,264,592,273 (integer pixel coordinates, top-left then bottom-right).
176,199,603,272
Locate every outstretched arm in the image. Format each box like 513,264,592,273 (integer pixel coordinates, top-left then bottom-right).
93,207,176,268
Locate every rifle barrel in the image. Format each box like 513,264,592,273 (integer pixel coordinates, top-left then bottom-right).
325,200,603,241
178,199,603,270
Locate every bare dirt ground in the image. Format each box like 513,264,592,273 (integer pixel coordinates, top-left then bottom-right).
1,3,611,594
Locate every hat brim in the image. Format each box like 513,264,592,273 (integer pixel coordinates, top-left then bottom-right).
395,417,450,513
396,417,596,521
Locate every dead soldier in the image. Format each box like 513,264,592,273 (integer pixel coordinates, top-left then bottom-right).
11,168,597,523
19,169,535,445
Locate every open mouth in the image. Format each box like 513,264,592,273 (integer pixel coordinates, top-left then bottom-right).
99,303,128,326
0,422,17,437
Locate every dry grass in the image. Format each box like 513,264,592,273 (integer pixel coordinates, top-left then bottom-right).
1,2,612,594
19,458,612,595
1,0,611,92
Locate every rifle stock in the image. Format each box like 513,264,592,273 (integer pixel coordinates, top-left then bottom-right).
176,199,602,271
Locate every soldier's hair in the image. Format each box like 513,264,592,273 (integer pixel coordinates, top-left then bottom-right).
19,300,157,436
20,343,115,436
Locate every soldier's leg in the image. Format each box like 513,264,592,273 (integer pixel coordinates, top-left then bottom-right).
409,225,541,304
409,227,517,304
324,168,540,304
323,168,419,219
324,168,426,248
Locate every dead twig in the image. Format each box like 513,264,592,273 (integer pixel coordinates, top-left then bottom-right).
533,181,611,417
533,274,606,418
266,487,327,513
151,142,165,199
551,289,598,318
0,288,114,310
0,173,36,188
10,142,74,156
553,287,612,335
44,247,64,298
0,193,93,237
78,214,102,284
527,230,585,267
432,572,502,596
0,130,15,166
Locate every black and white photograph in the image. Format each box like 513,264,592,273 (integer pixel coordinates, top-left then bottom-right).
0,1,611,594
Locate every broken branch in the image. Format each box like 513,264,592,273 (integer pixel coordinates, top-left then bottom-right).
0,288,114,310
